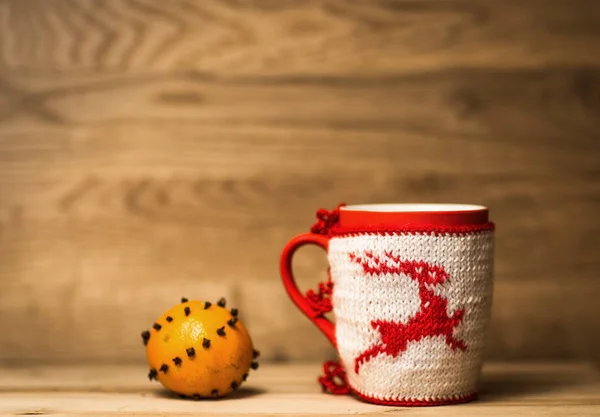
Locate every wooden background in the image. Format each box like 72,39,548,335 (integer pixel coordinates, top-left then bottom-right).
0,0,598,366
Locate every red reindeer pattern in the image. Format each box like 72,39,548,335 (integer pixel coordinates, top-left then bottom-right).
349,251,466,374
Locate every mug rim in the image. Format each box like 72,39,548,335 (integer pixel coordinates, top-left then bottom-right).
337,203,490,229
341,203,487,214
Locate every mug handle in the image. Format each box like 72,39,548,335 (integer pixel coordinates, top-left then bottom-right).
279,232,336,347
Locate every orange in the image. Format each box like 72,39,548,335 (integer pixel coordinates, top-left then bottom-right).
142,297,258,398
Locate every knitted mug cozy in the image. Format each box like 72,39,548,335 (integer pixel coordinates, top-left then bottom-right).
281,204,495,406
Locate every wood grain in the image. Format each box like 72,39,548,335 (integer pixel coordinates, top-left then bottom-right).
0,0,599,365
0,363,599,416
0,0,599,75
0,69,599,141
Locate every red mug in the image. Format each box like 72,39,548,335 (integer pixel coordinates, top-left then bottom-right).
280,204,495,406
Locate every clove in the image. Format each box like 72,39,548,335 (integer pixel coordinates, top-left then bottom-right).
141,330,150,345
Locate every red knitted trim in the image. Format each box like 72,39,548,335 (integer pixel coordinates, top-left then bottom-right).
310,203,345,235
305,280,333,316
351,389,477,407
330,222,495,237
318,361,350,395
318,360,477,406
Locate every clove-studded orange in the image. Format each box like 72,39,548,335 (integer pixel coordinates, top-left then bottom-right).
142,297,259,399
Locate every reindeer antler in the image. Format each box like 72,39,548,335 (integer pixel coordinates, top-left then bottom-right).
349,251,449,285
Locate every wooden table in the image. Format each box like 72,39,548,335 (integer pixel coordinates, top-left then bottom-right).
1,362,599,416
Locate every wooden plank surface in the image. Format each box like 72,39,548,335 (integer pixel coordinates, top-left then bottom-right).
0,0,599,365
0,362,599,416
1,0,599,74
